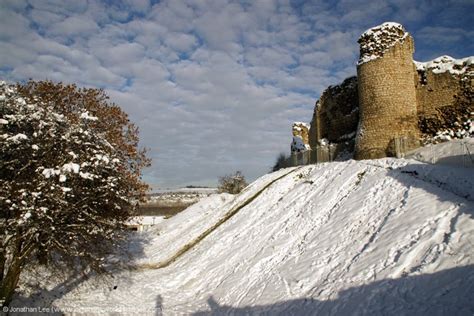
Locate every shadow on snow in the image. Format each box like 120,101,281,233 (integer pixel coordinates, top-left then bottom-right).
185,265,474,316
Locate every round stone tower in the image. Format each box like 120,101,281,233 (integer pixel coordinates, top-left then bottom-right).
354,22,420,159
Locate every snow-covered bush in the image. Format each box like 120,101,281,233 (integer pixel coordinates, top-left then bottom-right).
0,81,148,306
217,171,248,194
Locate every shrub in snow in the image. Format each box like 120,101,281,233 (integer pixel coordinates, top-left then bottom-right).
0,81,150,306
218,171,248,194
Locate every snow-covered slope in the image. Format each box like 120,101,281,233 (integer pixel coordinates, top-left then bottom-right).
16,159,474,315
406,138,474,169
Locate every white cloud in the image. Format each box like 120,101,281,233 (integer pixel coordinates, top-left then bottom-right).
164,32,197,52
29,8,64,28
27,0,88,15
0,10,31,40
0,42,36,66
93,42,146,66
50,15,99,36
245,47,295,67
0,0,471,187
122,0,150,13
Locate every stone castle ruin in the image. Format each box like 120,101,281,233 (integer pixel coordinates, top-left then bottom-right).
291,122,310,153
291,22,473,163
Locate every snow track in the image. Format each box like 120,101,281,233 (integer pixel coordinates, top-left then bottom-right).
14,158,474,315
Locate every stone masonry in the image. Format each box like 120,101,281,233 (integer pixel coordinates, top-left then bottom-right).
300,22,473,163
354,24,420,159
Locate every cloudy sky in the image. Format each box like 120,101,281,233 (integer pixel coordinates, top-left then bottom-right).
1,0,473,189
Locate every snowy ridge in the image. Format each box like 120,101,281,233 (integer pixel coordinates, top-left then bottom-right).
415,55,474,76
15,159,474,315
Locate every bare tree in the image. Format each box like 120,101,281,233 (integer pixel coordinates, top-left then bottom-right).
0,81,150,306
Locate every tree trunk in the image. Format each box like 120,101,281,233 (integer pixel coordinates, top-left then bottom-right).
0,258,22,307
0,251,5,283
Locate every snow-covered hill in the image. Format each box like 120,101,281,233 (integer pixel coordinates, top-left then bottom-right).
15,158,474,315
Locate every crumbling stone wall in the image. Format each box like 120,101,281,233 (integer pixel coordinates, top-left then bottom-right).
308,100,320,151
308,77,359,150
354,28,420,159
415,59,473,141
416,70,462,116
296,22,472,164
292,122,310,145
291,122,310,153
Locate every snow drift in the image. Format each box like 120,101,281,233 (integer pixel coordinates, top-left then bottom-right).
14,158,474,315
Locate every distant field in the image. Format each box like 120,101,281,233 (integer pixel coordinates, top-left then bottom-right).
138,203,193,216
138,189,217,216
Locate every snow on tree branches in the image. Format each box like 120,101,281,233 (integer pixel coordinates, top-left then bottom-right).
0,81,150,306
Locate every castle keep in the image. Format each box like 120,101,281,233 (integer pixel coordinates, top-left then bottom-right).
291,22,473,162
